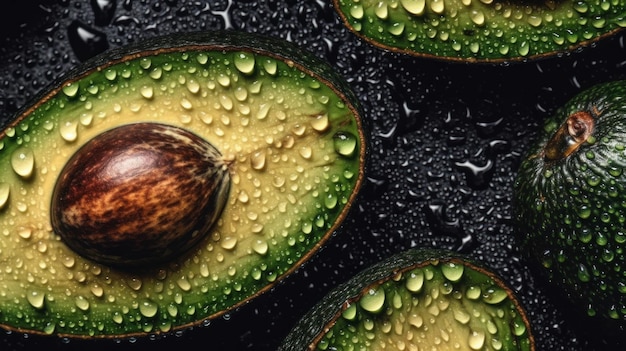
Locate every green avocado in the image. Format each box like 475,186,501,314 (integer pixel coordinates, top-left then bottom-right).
333,0,626,62
513,80,626,325
279,248,535,351
0,30,366,338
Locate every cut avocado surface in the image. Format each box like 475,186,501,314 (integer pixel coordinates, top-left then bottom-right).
279,248,534,351
0,30,366,338
514,80,626,325
333,0,626,62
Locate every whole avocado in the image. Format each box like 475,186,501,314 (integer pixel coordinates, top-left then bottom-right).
514,80,626,326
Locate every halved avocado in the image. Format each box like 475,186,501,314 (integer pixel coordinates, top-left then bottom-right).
514,80,626,326
279,248,534,351
0,30,366,338
333,0,626,62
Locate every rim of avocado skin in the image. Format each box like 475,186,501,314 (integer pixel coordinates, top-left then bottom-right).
0,30,367,339
279,248,535,351
332,0,626,63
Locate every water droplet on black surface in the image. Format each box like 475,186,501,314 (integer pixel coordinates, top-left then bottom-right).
67,20,109,61
455,159,494,190
424,200,473,251
91,0,117,26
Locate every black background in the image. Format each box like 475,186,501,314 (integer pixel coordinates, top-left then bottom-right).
1,1,626,350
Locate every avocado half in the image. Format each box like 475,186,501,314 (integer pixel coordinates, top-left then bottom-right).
279,248,534,351
514,80,626,326
0,30,366,338
333,0,626,62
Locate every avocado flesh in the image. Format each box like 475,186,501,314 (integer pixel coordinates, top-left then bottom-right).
513,80,626,324
0,31,365,338
333,0,626,62
280,249,534,351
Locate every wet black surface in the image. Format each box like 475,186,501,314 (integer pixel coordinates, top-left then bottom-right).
1,1,626,350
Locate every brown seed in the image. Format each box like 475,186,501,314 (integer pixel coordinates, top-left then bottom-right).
51,122,231,268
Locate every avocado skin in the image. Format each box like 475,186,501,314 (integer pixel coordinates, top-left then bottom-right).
278,248,534,351
513,80,626,326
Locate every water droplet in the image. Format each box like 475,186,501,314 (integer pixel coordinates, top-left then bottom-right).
234,52,256,75
250,150,266,170
139,299,159,318
430,0,445,13
470,10,485,26
388,22,405,36
180,98,193,110
11,147,35,178
577,263,591,282
517,41,530,56
466,285,481,300
0,183,9,209
27,291,45,309
455,159,494,189
441,262,464,282
342,303,357,320
126,277,143,290
299,146,312,159
333,131,357,157
360,288,386,313
219,94,233,110
86,283,103,298
401,0,426,15
311,114,329,132
62,83,79,98
252,239,268,255
176,276,192,291
113,312,124,324
221,236,238,250
140,86,154,99
43,322,56,335
17,226,32,239
67,20,109,61
217,73,231,87
91,0,117,26
375,2,388,19
468,330,486,350
454,309,471,324
75,295,90,311
349,4,364,19
262,58,277,75
406,269,425,292
483,287,508,304
60,120,79,142
324,192,338,209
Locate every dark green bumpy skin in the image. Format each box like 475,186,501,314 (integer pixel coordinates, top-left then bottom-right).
514,80,626,326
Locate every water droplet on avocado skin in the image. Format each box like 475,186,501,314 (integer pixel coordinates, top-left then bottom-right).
514,80,626,326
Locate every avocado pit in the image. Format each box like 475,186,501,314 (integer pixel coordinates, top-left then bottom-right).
51,122,231,268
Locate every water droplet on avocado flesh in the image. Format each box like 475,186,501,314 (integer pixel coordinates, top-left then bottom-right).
279,249,534,351
333,0,626,62
0,31,365,338
514,80,626,326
